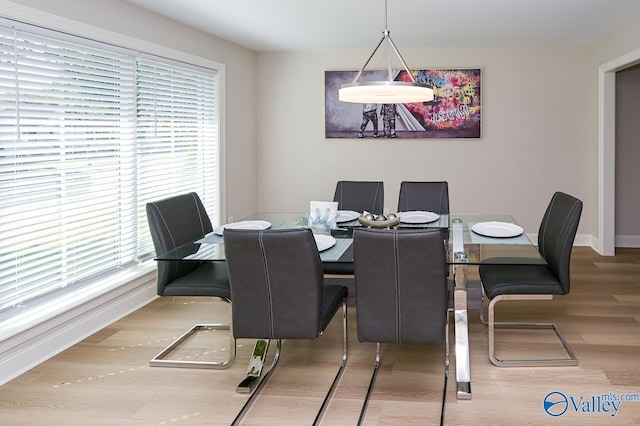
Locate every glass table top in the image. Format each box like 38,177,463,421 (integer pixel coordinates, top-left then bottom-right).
155,212,545,266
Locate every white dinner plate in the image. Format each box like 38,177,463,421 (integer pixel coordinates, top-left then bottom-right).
399,211,440,224
471,221,524,238
336,210,360,223
314,234,336,252
214,220,272,235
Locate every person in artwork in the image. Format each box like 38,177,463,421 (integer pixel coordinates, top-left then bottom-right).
358,103,379,138
380,103,398,138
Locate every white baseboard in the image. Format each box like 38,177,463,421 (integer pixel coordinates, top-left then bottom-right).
615,235,640,248
574,233,594,248
0,269,158,386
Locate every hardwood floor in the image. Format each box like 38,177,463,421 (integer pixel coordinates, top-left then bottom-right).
1,247,639,425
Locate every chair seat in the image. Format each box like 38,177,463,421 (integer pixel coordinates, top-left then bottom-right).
324,277,356,307
322,263,354,275
161,262,231,298
479,263,566,300
320,284,348,332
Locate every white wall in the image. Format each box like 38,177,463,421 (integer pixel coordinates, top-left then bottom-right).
256,47,594,236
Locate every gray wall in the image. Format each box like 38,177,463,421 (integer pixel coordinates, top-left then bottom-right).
616,65,640,244
256,48,593,239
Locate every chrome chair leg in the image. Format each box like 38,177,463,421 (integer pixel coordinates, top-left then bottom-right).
441,310,450,425
150,299,236,369
314,300,348,426
359,312,451,426
233,301,348,426
488,294,578,367
232,339,282,426
479,289,488,327
358,342,382,426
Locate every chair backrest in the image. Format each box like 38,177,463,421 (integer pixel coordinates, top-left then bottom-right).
223,228,325,340
333,181,384,214
146,192,213,293
354,228,448,344
397,181,450,214
537,191,583,294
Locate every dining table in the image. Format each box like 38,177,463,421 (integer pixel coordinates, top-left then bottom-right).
155,212,546,400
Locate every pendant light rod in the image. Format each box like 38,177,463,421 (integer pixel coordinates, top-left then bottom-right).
349,0,417,85
338,0,433,104
350,34,386,83
384,32,417,83
384,0,388,28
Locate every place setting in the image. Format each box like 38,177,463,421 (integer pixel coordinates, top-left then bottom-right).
399,210,440,224
214,220,272,235
336,210,360,224
395,210,450,229
315,233,353,261
195,220,273,243
469,221,529,244
313,233,336,251
329,209,362,230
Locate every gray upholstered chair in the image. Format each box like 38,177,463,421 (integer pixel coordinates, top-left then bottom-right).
333,180,384,215
397,181,450,213
322,180,384,278
353,228,450,425
146,192,235,368
325,180,384,278
223,228,348,426
479,191,583,367
398,181,451,280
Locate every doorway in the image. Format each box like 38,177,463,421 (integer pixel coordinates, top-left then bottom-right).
598,48,640,255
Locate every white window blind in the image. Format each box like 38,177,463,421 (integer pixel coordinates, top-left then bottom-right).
0,21,219,316
136,57,218,257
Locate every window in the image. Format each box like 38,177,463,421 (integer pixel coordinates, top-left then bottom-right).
0,20,219,317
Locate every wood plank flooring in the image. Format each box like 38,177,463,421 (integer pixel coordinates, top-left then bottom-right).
1,247,639,425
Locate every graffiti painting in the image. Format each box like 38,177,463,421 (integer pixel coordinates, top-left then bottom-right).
325,68,481,139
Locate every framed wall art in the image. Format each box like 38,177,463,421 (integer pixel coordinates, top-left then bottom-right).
324,68,481,139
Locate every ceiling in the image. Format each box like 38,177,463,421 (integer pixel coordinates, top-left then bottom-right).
123,0,640,52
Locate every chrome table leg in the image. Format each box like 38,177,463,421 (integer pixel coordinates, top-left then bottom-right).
454,260,472,399
451,219,472,400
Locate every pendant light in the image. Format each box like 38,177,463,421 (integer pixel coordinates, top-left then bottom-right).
338,0,434,104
